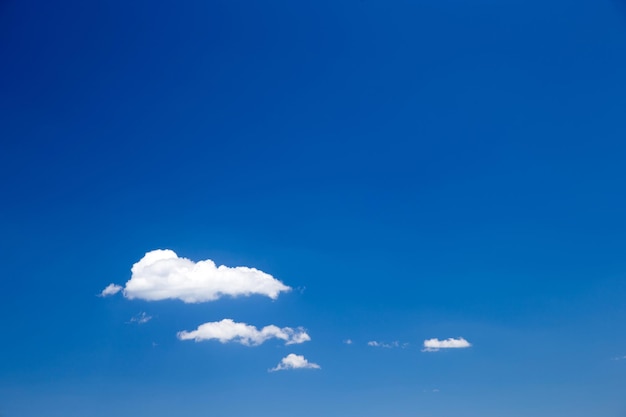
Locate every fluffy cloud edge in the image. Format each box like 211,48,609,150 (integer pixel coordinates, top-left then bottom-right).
101,249,291,303
177,319,311,346
269,353,320,372
422,337,471,352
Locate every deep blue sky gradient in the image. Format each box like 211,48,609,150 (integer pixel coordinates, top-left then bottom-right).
1,0,626,416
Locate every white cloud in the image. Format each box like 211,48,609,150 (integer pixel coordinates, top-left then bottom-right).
129,312,152,324
368,340,394,348
269,353,320,372
344,339,353,345
105,249,291,303
422,388,440,393
100,283,122,297
367,340,408,348
177,319,311,346
611,355,626,361
422,337,471,352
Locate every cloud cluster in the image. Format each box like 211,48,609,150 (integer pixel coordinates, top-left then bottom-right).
270,354,320,372
101,249,319,371
108,249,291,303
177,319,311,346
422,337,471,352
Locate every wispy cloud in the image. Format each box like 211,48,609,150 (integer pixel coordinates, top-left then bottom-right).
128,312,152,324
177,319,310,346
611,355,626,361
102,249,291,303
269,354,320,372
344,339,353,345
367,340,408,348
422,337,471,352
100,283,122,297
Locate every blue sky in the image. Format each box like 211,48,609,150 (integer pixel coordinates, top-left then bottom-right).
1,0,626,415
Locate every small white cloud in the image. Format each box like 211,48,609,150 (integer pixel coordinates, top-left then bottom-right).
129,312,152,324
367,340,407,348
177,319,311,346
108,249,291,303
100,283,122,297
422,337,471,352
269,353,320,372
611,355,626,361
288,331,312,345
344,339,353,345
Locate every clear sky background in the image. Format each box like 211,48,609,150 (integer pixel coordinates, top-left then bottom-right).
1,0,626,416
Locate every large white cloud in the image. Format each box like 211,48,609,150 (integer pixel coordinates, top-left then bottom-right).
106,249,291,303
270,353,320,372
177,319,311,346
422,337,471,352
